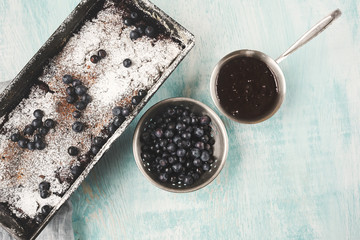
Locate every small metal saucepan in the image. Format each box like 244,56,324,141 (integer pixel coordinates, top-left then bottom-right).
210,9,341,124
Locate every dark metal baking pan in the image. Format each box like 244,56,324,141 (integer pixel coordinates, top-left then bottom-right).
0,0,194,239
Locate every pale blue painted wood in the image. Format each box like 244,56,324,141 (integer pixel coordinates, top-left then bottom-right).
1,0,360,239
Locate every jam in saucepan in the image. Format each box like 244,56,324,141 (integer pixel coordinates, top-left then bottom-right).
215,56,279,122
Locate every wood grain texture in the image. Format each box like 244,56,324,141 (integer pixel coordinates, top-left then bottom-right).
1,0,360,239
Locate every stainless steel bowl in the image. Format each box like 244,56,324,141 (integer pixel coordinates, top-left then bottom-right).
210,9,341,124
210,49,286,124
133,97,228,193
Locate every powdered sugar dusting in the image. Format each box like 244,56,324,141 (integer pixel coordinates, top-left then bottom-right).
0,0,182,219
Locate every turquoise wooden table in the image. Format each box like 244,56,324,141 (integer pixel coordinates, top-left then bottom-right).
1,0,360,239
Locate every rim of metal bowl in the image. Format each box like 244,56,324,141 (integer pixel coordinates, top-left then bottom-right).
210,49,286,124
133,97,229,193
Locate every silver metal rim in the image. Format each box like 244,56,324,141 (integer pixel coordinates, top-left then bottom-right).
210,49,286,124
133,97,229,193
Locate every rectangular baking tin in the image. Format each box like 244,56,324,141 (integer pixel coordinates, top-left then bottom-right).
0,0,194,239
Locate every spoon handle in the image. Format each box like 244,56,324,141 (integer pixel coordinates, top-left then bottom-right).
276,9,341,64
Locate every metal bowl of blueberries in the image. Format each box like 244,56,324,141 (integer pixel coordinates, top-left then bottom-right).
133,97,228,193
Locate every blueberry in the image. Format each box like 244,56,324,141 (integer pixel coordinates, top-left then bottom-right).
35,140,46,150
130,12,139,20
70,165,83,177
201,150,210,162
78,153,91,165
170,176,177,183
209,137,215,145
123,58,132,68
108,123,117,134
178,174,185,182
167,143,177,152
112,106,123,116
193,158,202,167
159,173,169,182
66,86,76,96
176,122,186,131
44,119,56,129
191,148,201,158
121,107,130,117
175,107,184,115
167,122,176,130
98,49,107,58
113,116,125,127
33,134,42,143
191,116,198,125
131,96,141,105
164,167,173,174
123,18,132,26
93,137,104,146
145,26,155,38
185,161,193,169
31,119,42,129
195,141,205,150
194,127,204,138
35,214,45,224
90,55,100,64
159,139,168,147
130,30,140,40
182,116,191,125
72,79,82,87
154,128,163,138
137,25,146,36
200,115,211,125
27,142,36,151
38,127,49,136
185,126,193,133
172,163,182,173
173,135,181,144
40,188,50,199
138,89,147,98
202,163,210,171
81,94,92,103
201,135,209,143
39,181,50,191
196,168,203,175
68,146,79,156
168,156,178,164
41,205,52,215
141,131,151,142
159,159,168,167
176,148,186,157
164,130,174,138
192,173,200,180
167,107,175,116
183,140,191,149
10,133,20,142
72,121,84,133
184,176,194,185
33,109,44,119
66,95,77,104
75,85,87,96
18,139,29,148
62,75,73,84
75,101,87,110
181,132,191,140
141,152,151,161
72,110,81,119
91,145,100,155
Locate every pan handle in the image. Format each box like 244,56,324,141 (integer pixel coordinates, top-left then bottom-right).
276,9,341,64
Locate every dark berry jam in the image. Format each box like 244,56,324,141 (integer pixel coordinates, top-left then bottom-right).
215,56,279,122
